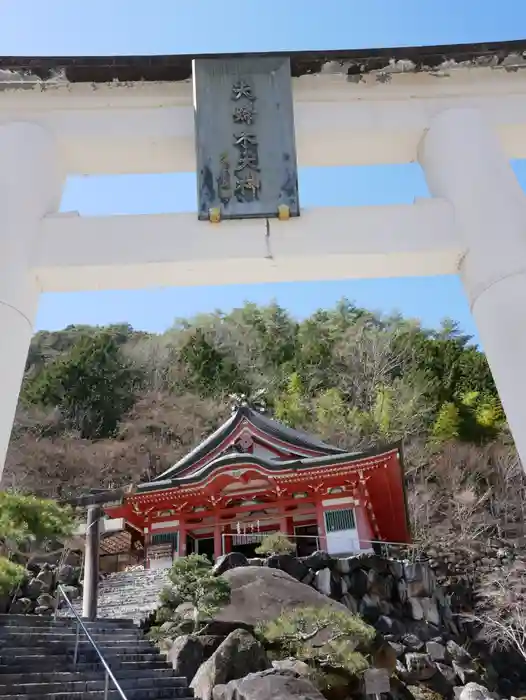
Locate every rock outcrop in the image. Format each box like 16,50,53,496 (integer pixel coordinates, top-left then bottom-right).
215,566,351,630
2,560,83,615
190,629,271,700
167,634,224,684
204,550,526,698
213,668,326,700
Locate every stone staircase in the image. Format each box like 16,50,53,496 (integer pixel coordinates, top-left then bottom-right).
0,614,192,699
69,569,170,626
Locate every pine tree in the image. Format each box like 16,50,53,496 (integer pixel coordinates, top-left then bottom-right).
0,492,74,596
24,331,138,439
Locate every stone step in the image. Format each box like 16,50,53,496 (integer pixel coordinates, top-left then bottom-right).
64,615,155,625
96,581,166,591
99,578,167,585
64,610,156,623
0,631,141,643
0,669,177,684
0,689,193,700
91,592,162,598
0,616,135,629
76,601,158,609
0,650,165,663
68,610,156,619
0,660,170,675
0,641,155,655
101,578,166,584
91,591,163,598
0,675,190,695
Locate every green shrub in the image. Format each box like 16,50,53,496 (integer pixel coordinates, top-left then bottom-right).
255,532,295,556
257,606,375,679
160,554,231,633
0,491,74,596
0,558,25,597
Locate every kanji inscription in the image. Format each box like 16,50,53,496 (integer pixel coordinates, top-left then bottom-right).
193,57,300,220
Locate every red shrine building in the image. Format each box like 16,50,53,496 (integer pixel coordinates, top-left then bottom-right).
103,406,411,570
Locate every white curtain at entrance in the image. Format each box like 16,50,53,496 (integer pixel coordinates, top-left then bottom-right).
232,531,277,546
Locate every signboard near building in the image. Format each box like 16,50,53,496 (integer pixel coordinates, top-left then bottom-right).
147,543,172,559
147,542,173,571
193,57,300,221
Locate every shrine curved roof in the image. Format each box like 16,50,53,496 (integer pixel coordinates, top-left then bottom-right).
0,39,525,86
139,441,401,492
153,405,346,482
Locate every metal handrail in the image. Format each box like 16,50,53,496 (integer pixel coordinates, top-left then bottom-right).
221,532,424,554
55,584,128,700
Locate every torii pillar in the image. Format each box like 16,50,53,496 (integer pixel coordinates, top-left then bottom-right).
82,504,101,621
0,122,63,476
419,108,526,467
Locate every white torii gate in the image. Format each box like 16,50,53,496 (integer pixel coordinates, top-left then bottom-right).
1,43,526,474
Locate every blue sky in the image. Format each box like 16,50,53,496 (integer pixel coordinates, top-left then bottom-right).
4,1,526,341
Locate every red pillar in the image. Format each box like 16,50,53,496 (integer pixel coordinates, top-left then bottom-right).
278,504,294,536
315,501,327,552
144,528,151,569
224,524,232,553
286,517,294,536
355,504,374,550
178,521,187,557
214,520,223,561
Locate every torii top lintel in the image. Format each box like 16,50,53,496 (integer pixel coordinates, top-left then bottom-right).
0,39,525,84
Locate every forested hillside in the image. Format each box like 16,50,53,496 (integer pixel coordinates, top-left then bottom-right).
3,299,524,549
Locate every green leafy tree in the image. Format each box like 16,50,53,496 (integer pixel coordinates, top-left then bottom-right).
0,492,74,595
11,302,506,506
432,402,461,443
180,329,248,396
457,391,505,443
258,606,375,680
162,554,231,632
235,302,298,371
24,331,138,439
274,373,309,427
432,393,505,445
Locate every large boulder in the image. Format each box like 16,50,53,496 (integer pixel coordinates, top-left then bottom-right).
458,683,492,700
36,567,54,593
167,635,223,684
265,554,309,583
24,578,46,600
213,669,325,700
348,568,369,598
348,553,389,574
212,552,248,576
199,620,255,637
314,568,331,596
403,652,437,681
215,567,352,631
190,629,270,700
58,564,77,585
9,597,33,614
271,659,311,677
36,593,55,610
300,551,333,571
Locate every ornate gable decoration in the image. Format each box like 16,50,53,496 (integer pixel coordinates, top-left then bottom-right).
153,399,344,482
